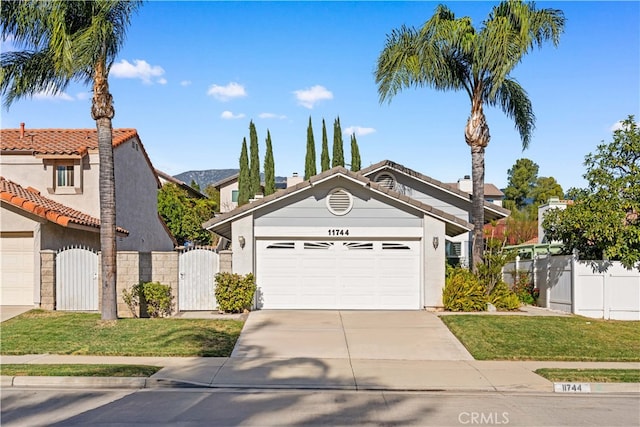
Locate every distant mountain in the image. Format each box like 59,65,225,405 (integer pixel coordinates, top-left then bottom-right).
174,169,287,190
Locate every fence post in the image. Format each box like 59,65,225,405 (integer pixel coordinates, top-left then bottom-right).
571,249,578,315
515,255,520,283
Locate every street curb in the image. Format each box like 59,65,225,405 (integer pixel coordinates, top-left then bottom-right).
1,376,205,389
2,376,639,393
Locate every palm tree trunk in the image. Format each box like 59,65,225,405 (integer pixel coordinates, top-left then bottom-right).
465,101,490,272
92,58,117,320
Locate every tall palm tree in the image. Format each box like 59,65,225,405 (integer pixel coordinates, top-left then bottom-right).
375,1,564,270
1,0,142,320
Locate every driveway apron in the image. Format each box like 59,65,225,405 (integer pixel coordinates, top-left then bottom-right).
231,310,473,361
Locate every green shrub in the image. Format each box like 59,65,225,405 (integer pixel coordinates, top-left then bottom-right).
443,267,487,311
489,281,521,311
510,270,536,305
214,273,256,313
122,281,174,318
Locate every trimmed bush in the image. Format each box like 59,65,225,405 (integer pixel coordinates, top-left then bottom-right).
443,267,487,311
510,270,536,305
122,281,174,318
214,273,256,313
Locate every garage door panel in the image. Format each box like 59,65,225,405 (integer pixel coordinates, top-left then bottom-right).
257,239,421,310
1,235,34,305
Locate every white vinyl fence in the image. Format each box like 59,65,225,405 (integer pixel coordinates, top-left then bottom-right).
178,246,219,311
503,254,640,320
56,246,99,311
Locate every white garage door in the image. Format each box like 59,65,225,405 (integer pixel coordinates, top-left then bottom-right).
256,240,421,310
0,234,34,305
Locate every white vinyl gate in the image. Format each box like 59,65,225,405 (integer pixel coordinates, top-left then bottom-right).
179,247,219,311
56,246,99,311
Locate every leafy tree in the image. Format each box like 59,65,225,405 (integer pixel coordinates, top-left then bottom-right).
203,184,220,211
264,130,276,196
543,116,640,269
189,179,201,192
320,119,330,171
304,116,317,179
531,176,563,206
1,0,143,320
350,133,361,172
332,116,344,167
504,158,539,209
158,183,216,246
237,138,250,206
249,120,260,197
375,1,565,270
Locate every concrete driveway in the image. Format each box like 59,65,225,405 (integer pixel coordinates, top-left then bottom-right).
231,310,473,361
1,306,32,322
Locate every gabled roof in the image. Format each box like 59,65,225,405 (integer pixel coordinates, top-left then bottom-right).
1,177,128,235
0,125,162,188
156,169,207,199
204,166,472,239
212,173,239,189
359,160,510,220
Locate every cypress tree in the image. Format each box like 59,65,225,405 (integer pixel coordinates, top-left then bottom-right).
249,120,260,197
332,116,344,167
264,130,276,196
350,133,361,172
237,138,250,206
320,118,330,171
304,116,317,180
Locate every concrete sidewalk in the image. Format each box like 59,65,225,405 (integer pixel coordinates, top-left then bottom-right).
2,354,639,393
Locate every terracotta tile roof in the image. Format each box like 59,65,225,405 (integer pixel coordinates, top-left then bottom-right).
1,127,139,155
0,177,128,235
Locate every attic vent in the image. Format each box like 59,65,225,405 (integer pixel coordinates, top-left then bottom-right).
326,188,353,216
374,172,396,190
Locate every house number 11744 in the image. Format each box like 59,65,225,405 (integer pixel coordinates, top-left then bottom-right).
328,229,349,236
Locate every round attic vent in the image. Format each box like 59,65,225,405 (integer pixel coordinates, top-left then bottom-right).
374,172,396,190
326,188,353,216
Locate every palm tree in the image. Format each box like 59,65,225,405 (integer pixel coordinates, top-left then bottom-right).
375,1,564,270
1,0,143,320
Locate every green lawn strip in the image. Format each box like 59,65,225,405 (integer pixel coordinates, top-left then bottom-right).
1,310,244,357
440,315,640,361
535,368,640,383
0,364,161,377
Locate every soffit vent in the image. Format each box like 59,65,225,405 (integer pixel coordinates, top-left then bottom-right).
374,172,396,190
326,188,353,216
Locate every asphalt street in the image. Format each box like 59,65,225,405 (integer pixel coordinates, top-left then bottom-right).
2,388,639,427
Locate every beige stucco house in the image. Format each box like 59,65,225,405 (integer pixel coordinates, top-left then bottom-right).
0,124,175,306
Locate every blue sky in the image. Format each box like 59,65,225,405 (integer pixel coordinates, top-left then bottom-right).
2,1,638,191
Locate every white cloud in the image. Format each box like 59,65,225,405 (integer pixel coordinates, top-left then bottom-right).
33,90,74,102
157,78,167,85
221,111,246,120
75,92,91,101
207,82,247,101
259,112,287,120
610,119,637,132
180,80,192,87
293,85,333,109
111,59,165,84
344,126,376,137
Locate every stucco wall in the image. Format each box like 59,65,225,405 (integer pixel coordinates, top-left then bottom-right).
114,137,174,252
423,215,446,309
231,214,254,275
219,180,239,213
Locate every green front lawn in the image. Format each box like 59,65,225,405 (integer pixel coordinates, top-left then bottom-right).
1,310,243,357
0,364,160,377
535,368,640,383
440,315,640,361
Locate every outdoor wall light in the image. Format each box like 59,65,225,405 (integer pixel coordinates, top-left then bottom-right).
238,236,246,249
432,236,439,250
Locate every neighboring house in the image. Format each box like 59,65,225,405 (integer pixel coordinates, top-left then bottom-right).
451,175,505,207
537,197,572,244
204,163,508,311
1,177,128,305
359,160,510,268
1,124,176,305
212,173,239,213
156,169,207,199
